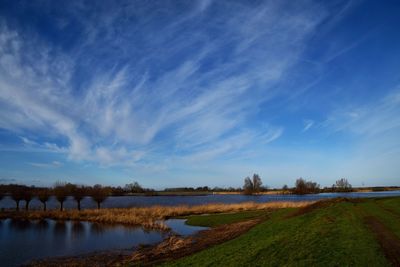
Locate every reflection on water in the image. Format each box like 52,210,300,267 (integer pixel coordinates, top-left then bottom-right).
36,219,49,231
0,218,205,267
54,221,67,235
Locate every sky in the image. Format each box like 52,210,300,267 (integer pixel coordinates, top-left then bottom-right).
0,0,399,189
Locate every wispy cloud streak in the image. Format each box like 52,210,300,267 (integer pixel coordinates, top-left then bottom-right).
0,0,328,169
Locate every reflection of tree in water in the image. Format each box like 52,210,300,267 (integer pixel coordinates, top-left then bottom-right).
35,219,49,231
10,219,31,231
89,223,110,234
54,220,67,235
71,221,85,237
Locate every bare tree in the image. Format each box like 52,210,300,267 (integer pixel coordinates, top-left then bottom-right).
54,182,68,211
294,178,320,195
71,185,86,211
90,184,110,209
23,189,33,211
294,178,307,194
37,189,50,211
252,174,262,193
243,177,254,195
125,182,144,193
333,178,352,192
243,174,263,195
11,187,24,211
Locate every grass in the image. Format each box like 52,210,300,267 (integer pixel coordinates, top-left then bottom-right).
163,197,400,267
0,201,311,231
184,210,269,227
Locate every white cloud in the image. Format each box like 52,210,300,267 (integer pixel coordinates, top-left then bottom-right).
0,1,329,169
29,161,63,168
302,119,314,132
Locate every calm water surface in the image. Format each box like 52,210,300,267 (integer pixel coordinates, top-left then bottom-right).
0,218,207,267
1,191,400,210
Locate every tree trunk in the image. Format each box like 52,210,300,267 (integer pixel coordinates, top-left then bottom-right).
16,200,20,211
77,200,81,211
60,201,64,211
97,201,100,209
25,201,30,211
43,202,46,211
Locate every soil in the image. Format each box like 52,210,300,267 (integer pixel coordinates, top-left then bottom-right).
364,216,400,267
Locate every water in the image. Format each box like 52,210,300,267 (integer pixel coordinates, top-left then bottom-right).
1,191,400,210
0,218,207,267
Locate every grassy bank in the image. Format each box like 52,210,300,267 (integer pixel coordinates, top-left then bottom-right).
0,201,311,231
164,197,400,266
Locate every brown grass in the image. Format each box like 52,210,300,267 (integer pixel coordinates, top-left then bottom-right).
0,201,312,230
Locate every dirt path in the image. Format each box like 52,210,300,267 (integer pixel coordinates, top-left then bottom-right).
128,218,261,265
27,219,262,267
364,216,400,267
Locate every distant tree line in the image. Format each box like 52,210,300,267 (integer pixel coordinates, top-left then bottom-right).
163,186,242,192
242,176,357,195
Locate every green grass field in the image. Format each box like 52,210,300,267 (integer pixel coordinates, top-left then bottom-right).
184,210,269,227
164,197,400,267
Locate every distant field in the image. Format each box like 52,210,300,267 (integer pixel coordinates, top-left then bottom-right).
165,197,400,266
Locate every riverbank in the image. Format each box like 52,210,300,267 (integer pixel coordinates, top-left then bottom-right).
0,201,311,231
28,196,400,266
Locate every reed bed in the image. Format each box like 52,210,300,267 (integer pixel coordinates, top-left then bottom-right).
0,201,313,231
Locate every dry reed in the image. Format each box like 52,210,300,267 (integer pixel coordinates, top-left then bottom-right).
0,201,313,230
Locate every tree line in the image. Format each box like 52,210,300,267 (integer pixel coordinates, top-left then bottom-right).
243,175,353,195
0,182,111,211
0,177,356,211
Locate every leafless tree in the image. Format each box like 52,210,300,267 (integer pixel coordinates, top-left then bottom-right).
71,185,87,211
90,184,110,209
37,189,50,211
294,178,320,194
333,178,352,192
54,182,68,211
243,174,263,195
252,174,262,193
243,176,254,195
11,187,24,211
23,190,33,211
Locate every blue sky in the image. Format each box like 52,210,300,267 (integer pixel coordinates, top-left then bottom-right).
0,0,399,188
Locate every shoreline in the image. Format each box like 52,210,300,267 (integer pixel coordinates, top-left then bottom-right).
0,201,312,231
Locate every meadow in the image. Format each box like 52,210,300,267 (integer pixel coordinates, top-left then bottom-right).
162,197,400,267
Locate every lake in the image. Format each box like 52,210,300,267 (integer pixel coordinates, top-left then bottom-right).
1,191,400,210
0,218,207,267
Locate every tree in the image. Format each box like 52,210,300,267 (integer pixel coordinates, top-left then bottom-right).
37,189,50,211
243,174,263,195
11,187,24,211
125,182,144,193
294,178,307,194
90,184,110,209
71,185,86,211
334,178,352,192
54,182,68,211
23,189,33,211
252,174,262,193
294,178,320,195
243,176,254,195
